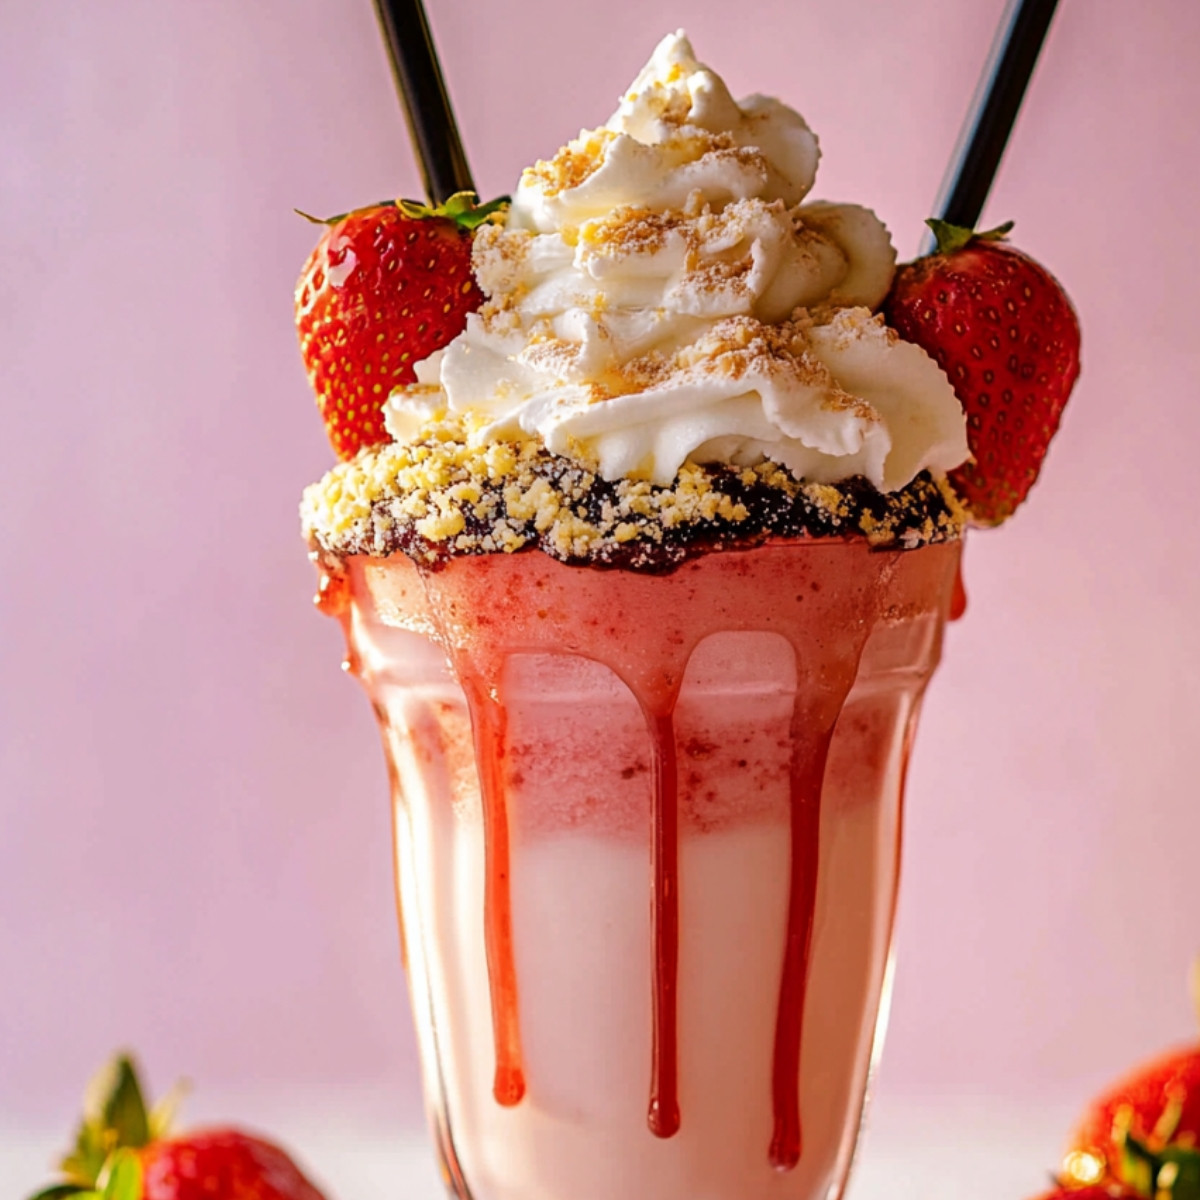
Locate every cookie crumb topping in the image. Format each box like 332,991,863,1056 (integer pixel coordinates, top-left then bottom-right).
301,416,966,573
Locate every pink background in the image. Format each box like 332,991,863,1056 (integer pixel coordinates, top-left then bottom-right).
3,0,1198,1143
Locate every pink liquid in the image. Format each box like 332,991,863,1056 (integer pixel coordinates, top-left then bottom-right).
324,537,960,1200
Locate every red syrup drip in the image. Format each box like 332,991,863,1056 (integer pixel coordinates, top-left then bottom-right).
646,709,681,1139
769,709,837,1172
461,675,526,1108
950,554,967,621
313,559,349,617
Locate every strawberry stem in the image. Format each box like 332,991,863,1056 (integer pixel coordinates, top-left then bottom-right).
398,191,509,230
925,217,1015,255
298,192,508,231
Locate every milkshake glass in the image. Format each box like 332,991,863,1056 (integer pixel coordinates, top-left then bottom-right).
299,26,978,1200
314,533,960,1200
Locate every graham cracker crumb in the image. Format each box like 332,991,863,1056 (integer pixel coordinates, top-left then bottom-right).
301,416,965,573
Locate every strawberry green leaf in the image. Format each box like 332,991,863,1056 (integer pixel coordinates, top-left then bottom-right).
83,1055,149,1151
298,193,508,232
1122,1128,1200,1199
26,1186,91,1200
455,196,509,230
439,191,478,220
147,1078,189,1141
1154,1090,1186,1145
63,1122,109,1187
1122,1129,1158,1194
295,201,398,226
1158,1144,1200,1200
398,192,509,231
97,1150,142,1200
396,197,436,220
925,218,1015,256
438,191,509,230
295,208,334,225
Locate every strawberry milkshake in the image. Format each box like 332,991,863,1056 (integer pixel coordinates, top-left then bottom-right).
298,31,1077,1200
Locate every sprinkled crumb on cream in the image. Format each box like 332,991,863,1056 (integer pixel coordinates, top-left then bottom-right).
301,416,966,573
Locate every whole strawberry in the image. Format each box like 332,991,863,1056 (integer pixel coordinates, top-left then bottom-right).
1054,1044,1200,1200
28,1054,326,1200
295,191,504,460
883,219,1081,525
1067,1046,1200,1182
1058,969,1200,1200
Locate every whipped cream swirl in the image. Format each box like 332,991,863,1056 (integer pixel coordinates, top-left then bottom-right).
386,32,968,491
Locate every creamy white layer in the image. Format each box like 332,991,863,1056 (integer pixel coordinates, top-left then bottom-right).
385,32,968,491
397,819,889,1200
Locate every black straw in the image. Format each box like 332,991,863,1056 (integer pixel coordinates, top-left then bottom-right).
926,0,1061,245
372,0,475,203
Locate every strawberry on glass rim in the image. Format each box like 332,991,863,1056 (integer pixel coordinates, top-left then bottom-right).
883,219,1082,527
27,1053,327,1200
295,190,506,461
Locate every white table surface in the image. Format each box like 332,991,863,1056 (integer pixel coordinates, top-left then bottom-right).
3,1092,1074,1199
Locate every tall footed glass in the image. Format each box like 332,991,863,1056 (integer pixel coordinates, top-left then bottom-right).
318,536,960,1200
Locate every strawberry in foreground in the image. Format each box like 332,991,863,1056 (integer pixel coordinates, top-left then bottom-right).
28,1054,327,1200
1024,1060,1200,1200
1065,1045,1200,1191
295,191,504,461
883,219,1081,526
1034,966,1200,1200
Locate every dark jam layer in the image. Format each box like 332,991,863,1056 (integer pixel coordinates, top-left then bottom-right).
301,424,967,574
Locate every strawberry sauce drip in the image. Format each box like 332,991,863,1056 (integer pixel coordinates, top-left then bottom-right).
770,707,839,1171
646,710,681,1139
312,556,349,617
950,556,968,621
461,675,526,1107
